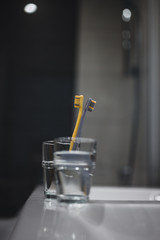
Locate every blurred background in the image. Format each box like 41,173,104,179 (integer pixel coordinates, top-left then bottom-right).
0,0,160,234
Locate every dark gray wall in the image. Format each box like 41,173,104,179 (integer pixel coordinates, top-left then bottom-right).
76,0,147,186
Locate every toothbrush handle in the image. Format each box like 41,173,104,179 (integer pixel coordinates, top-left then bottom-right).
69,107,83,151
72,108,87,150
76,110,87,138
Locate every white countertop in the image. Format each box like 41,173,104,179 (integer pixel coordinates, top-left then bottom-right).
10,186,160,240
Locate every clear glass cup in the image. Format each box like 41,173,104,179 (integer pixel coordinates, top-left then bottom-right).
54,137,97,203
42,141,56,198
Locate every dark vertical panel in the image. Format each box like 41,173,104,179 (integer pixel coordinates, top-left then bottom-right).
0,0,78,216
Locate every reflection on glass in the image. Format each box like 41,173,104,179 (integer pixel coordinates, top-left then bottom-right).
122,30,131,40
122,39,131,50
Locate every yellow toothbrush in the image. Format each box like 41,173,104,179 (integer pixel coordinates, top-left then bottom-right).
69,95,84,150
76,98,96,137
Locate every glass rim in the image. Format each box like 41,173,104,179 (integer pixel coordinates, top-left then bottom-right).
54,137,96,144
43,140,54,145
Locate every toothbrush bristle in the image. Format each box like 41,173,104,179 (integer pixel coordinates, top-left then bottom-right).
74,95,83,108
88,100,96,112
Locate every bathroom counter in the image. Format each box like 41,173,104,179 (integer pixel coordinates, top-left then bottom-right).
10,186,160,240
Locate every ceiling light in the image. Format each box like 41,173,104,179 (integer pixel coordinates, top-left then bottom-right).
24,3,38,14
122,8,132,22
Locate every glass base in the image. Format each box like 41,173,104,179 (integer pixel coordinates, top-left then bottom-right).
57,194,89,203
44,192,57,199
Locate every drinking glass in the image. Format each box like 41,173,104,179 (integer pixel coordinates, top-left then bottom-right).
42,141,56,198
54,137,97,203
